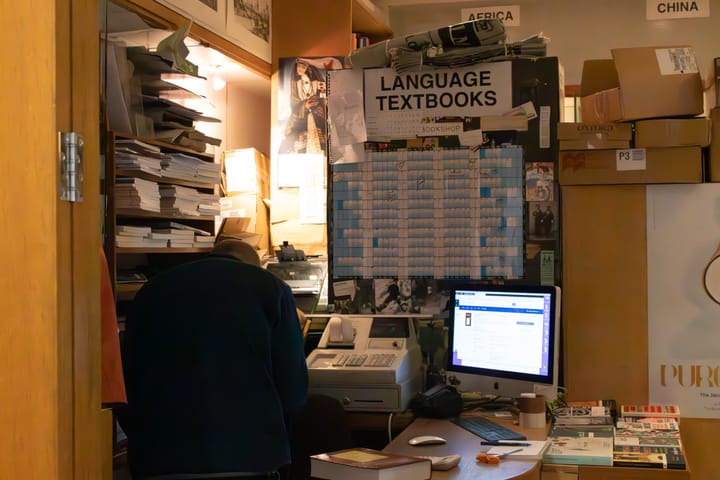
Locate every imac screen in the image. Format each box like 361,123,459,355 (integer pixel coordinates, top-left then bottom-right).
447,284,560,398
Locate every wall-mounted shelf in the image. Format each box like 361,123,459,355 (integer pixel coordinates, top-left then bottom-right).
352,0,393,40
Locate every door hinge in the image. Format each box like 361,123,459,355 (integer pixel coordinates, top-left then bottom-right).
58,131,84,202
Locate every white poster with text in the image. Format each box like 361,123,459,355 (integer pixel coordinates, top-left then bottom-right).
363,62,512,141
647,184,720,418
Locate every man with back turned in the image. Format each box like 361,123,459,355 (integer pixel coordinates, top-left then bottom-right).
121,239,308,479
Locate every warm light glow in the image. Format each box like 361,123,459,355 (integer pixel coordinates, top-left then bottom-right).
223,149,258,194
212,76,227,91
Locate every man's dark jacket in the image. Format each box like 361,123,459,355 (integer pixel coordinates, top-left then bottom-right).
121,253,309,478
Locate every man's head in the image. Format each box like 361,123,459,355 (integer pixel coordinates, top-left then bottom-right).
211,239,261,266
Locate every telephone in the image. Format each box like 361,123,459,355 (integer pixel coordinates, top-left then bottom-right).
409,384,464,419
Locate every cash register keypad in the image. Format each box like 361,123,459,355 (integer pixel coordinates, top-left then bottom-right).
332,353,396,367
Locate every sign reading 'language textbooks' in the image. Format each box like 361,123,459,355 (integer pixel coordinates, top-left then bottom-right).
363,62,512,140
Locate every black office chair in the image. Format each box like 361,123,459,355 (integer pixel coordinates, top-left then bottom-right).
286,394,353,480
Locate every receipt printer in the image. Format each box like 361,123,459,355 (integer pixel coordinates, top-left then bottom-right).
305,315,428,412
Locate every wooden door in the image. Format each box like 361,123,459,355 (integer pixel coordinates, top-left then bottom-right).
0,0,104,478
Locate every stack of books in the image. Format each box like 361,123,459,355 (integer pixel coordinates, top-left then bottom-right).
116,225,167,248
115,177,161,212
552,405,614,426
543,399,617,466
543,424,615,466
613,404,685,470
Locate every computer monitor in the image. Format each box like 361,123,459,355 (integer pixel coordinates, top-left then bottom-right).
446,283,561,401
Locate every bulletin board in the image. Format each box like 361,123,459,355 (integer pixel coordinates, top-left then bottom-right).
326,57,563,315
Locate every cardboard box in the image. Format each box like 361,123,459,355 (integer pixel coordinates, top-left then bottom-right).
709,107,720,181
558,147,703,185
220,193,270,253
221,148,270,198
557,122,632,150
579,47,703,123
634,118,710,147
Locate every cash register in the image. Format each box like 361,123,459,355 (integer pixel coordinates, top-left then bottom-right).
305,314,429,412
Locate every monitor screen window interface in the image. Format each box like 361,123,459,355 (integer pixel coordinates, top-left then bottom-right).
446,284,560,401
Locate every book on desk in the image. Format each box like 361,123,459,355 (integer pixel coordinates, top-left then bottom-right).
310,447,431,480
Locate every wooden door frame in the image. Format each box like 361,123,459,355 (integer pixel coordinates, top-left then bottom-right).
57,0,105,478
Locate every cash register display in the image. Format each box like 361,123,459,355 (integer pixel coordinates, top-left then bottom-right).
369,317,410,338
446,284,560,398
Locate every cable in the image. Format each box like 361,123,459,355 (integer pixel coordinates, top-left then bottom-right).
387,412,395,444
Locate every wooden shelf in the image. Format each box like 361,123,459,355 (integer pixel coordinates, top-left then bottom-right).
113,132,215,161
116,247,213,254
116,209,215,221
116,169,217,190
352,0,393,40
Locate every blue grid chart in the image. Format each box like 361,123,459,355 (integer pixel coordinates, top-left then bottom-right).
332,147,524,279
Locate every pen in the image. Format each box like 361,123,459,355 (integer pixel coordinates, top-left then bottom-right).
480,441,530,446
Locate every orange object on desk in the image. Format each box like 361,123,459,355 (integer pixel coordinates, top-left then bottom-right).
476,452,501,464
476,447,522,464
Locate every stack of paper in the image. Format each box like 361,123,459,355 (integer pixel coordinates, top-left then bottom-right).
115,152,162,176
115,177,161,212
115,224,167,248
148,227,195,248
161,153,200,182
159,185,201,216
193,235,216,248
196,191,221,216
116,225,152,247
160,152,221,185
196,160,222,184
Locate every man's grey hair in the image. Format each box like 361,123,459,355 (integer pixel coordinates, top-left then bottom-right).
211,239,261,266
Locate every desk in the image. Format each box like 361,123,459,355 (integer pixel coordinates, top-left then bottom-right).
384,417,691,480
384,416,545,480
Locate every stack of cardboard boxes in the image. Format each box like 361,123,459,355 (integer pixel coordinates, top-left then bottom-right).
219,148,271,255
557,46,710,185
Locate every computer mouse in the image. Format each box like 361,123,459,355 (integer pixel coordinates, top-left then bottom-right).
408,435,447,446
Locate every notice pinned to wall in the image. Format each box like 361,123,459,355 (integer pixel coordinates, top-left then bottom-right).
646,0,709,20
461,5,521,27
362,62,512,141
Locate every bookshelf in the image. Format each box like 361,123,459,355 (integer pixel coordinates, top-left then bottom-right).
104,131,219,294
103,0,272,301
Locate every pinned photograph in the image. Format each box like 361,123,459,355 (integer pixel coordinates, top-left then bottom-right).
526,161,554,202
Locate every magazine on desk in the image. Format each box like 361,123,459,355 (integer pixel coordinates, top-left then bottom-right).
553,405,613,425
543,435,614,466
543,424,614,466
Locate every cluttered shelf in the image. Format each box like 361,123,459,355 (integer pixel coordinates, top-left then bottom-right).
116,247,212,254
116,209,215,221
112,132,215,160
116,168,216,190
